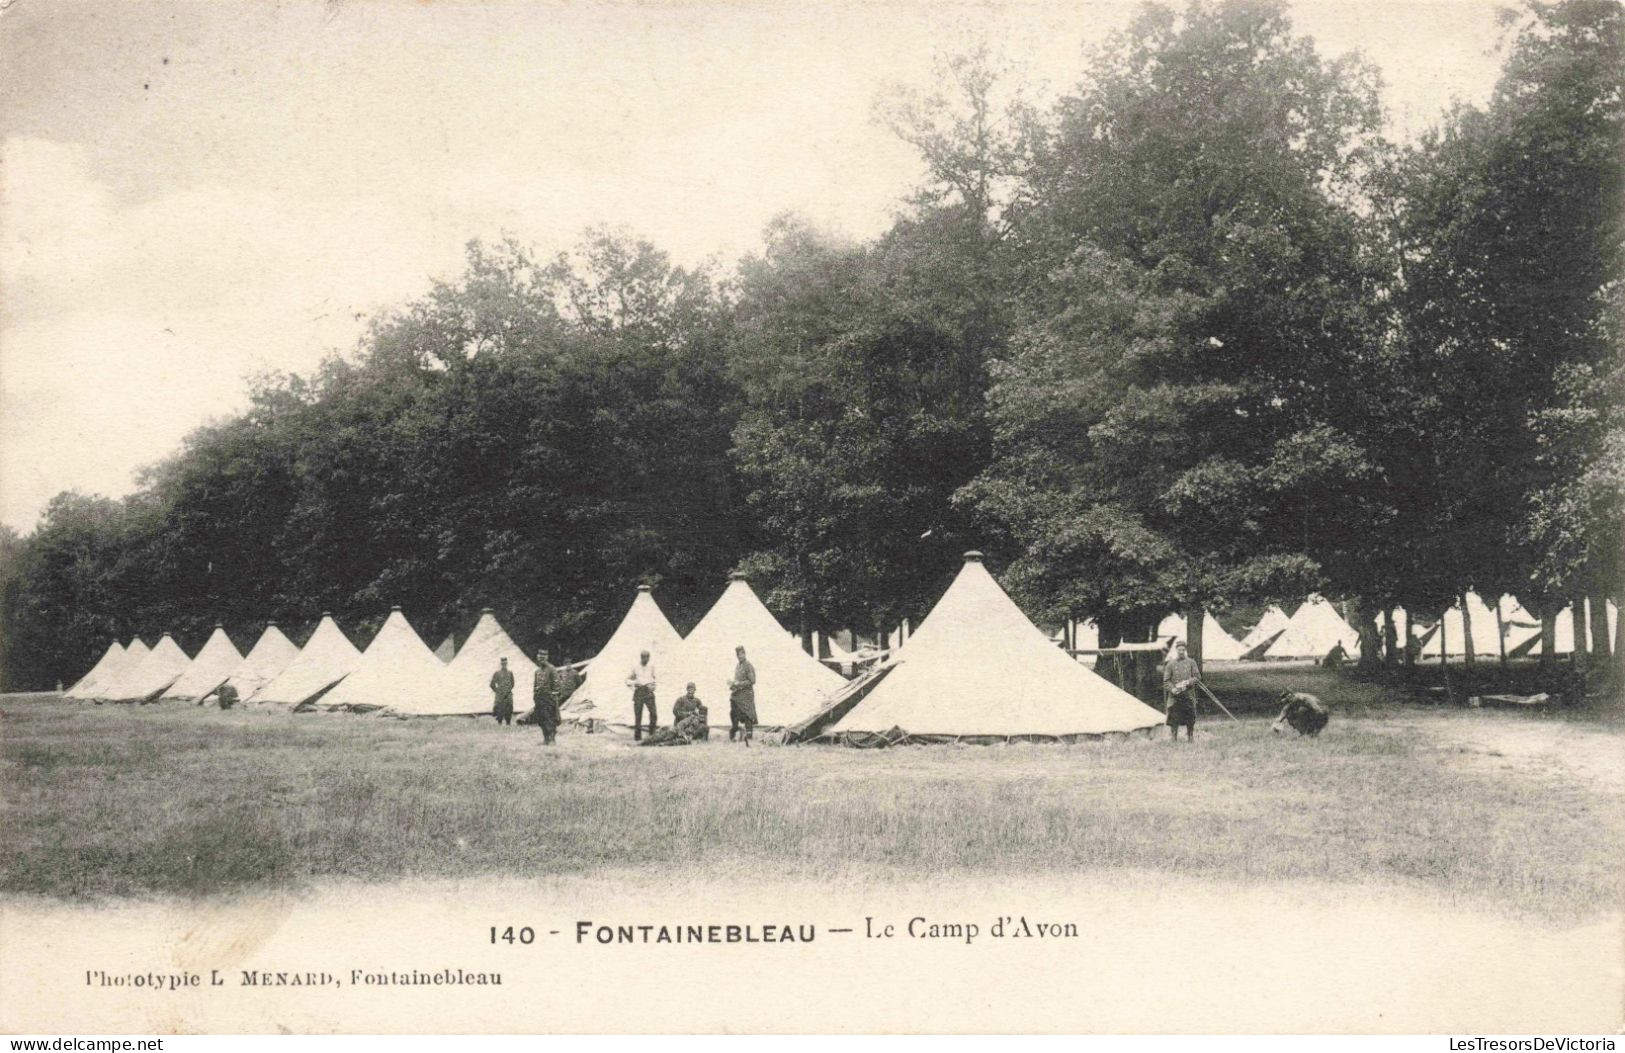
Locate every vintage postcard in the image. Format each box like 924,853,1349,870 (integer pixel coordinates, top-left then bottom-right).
1,0,1621,1036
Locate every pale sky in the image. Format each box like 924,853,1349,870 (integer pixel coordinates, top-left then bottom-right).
0,0,1509,533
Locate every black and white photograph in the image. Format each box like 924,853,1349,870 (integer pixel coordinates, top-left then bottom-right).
0,0,1620,1036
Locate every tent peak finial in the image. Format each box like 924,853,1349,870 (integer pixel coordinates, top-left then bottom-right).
480,606,493,614
636,584,652,592
963,550,984,563
728,571,748,582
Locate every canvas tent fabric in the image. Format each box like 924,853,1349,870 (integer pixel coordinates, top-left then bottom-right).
563,586,683,721
1240,607,1291,651
1157,612,1246,660
431,610,539,717
319,608,448,714
1420,592,1507,658
224,625,300,702
1263,597,1362,659
253,614,361,707
1506,599,1618,657
66,641,126,699
658,574,847,729
105,633,193,702
433,635,456,663
828,553,1165,741
161,626,244,701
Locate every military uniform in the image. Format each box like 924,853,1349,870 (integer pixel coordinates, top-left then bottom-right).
639,693,709,746
216,684,239,710
1162,654,1200,731
533,662,561,744
490,666,516,725
729,656,757,741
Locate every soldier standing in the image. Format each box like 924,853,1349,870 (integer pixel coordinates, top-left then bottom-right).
728,644,757,746
490,656,516,726
533,649,561,745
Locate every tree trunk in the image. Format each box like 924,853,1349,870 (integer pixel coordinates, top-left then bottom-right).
1355,598,1382,672
1615,594,1624,669
1404,616,1417,668
1587,590,1610,659
1459,590,1475,669
1383,608,1398,670
1185,604,1205,670
1571,598,1588,663
1495,603,1507,667
1539,609,1556,668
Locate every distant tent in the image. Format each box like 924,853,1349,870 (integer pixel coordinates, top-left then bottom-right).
827,552,1164,743
319,607,446,714
105,633,193,703
1240,606,1291,651
433,635,457,663
1420,592,1505,658
1157,611,1246,661
659,573,847,729
223,625,300,702
562,586,683,722
254,613,361,708
161,626,244,701
1507,599,1618,657
429,609,539,717
66,641,126,699
1264,597,1362,659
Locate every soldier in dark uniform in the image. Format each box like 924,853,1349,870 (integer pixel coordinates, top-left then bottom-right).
490,657,516,726
1162,640,1200,742
728,644,757,746
215,683,239,710
533,649,561,745
639,682,709,746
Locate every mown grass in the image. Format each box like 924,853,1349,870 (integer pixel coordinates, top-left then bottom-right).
2,668,1620,919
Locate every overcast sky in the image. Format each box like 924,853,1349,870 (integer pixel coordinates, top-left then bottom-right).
0,0,1509,533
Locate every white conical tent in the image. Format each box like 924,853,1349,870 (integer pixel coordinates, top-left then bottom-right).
1507,599,1619,657
223,625,300,701
830,554,1165,739
1157,611,1247,660
106,633,193,702
433,635,457,663
161,626,244,701
563,586,683,720
1420,592,1505,657
1241,606,1291,650
430,610,539,716
99,638,152,697
659,574,847,729
1264,597,1362,659
319,608,448,713
254,614,361,707
66,641,126,698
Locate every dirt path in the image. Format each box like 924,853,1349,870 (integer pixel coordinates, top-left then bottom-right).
1360,707,1625,793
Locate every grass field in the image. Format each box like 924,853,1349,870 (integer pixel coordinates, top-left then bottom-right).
3,665,1621,920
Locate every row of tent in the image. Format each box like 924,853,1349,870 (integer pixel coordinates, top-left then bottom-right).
1049,596,1363,662
66,555,1171,741
66,608,544,716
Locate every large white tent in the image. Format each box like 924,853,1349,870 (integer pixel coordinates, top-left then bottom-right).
1420,592,1510,658
319,608,447,713
1263,597,1362,659
1156,611,1247,661
658,574,846,729
105,633,193,702
161,626,244,702
253,614,361,708
429,609,539,717
562,585,683,723
224,624,300,701
1240,606,1291,652
66,640,127,699
1506,599,1619,657
828,553,1165,741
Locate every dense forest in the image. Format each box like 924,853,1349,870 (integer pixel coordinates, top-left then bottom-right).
3,0,1620,690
